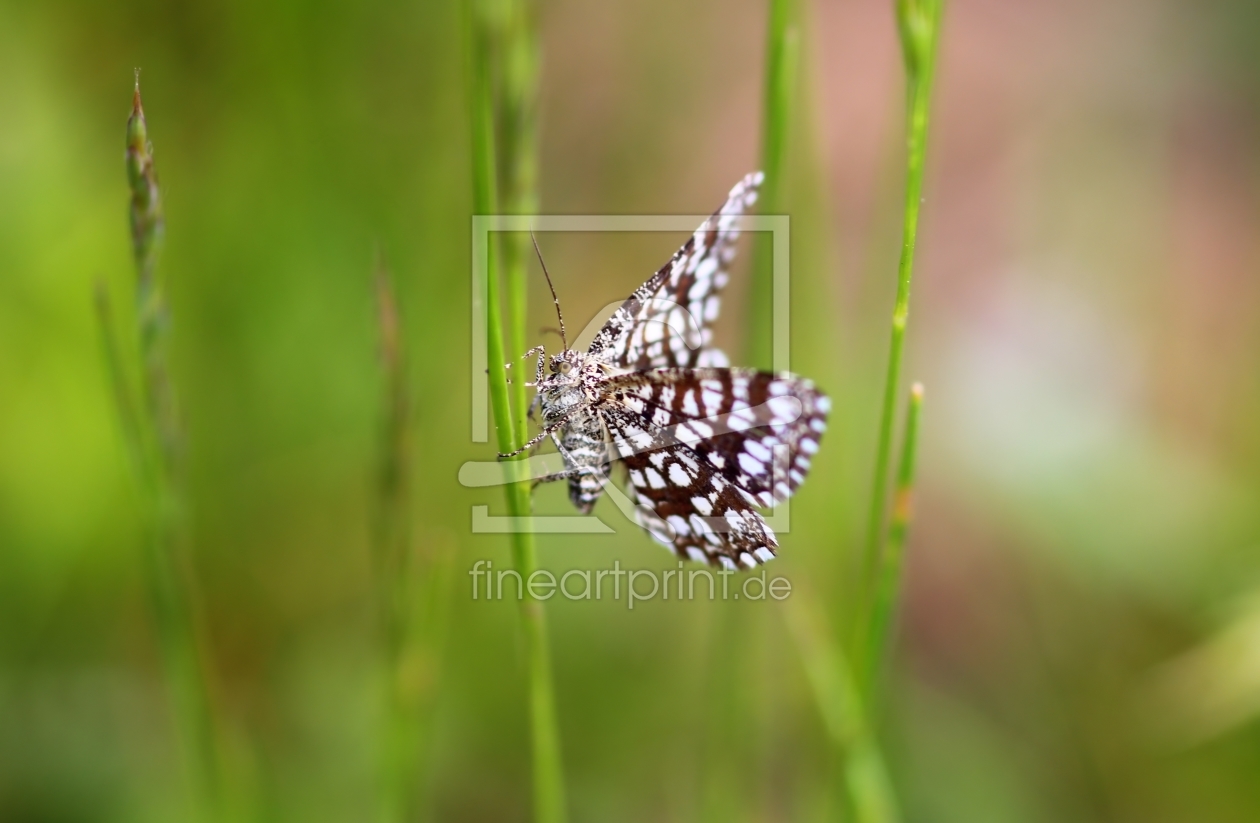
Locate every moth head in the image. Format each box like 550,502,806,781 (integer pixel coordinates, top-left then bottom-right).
549,354,576,376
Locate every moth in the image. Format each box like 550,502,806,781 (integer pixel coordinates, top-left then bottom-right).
501,172,829,569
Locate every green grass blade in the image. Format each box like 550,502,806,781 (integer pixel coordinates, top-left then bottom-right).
862,383,924,697
783,590,900,823
122,75,225,822
862,0,942,624
699,4,804,818
94,280,148,488
747,0,799,368
467,5,568,821
500,0,540,447
372,259,412,651
469,5,508,449
373,260,452,823
128,78,177,477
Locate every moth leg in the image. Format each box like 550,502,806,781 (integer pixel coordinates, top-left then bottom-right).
497,413,573,459
520,346,546,386
526,347,547,418
524,425,557,458
507,346,547,386
530,433,576,488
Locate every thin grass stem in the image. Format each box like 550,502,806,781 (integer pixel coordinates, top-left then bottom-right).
373,260,451,823
373,259,411,660
119,75,223,821
747,0,799,369
500,0,540,447
373,259,409,823
696,4,804,818
782,590,900,823
862,383,924,698
699,599,753,823
468,5,568,821
748,1,907,817
861,0,942,626
95,281,147,484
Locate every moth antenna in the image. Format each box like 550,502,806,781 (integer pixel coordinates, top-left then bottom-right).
531,230,567,350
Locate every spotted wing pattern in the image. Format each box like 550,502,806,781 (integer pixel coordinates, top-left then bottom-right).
600,368,829,568
587,171,763,371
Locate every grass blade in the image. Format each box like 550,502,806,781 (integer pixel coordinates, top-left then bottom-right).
94,280,146,484
468,5,568,821
698,3,804,818
500,0,540,447
747,0,799,368
120,74,224,821
373,260,452,823
783,590,899,823
861,0,942,630
863,382,924,697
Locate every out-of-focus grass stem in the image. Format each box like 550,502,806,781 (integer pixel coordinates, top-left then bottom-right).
862,0,941,630
373,259,412,823
374,261,451,823
118,75,223,820
372,261,410,637
469,5,568,822
698,3,803,819
95,282,146,482
747,0,798,369
783,591,899,823
862,383,924,697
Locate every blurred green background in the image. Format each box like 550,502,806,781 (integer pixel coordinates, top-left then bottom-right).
3,0,1260,821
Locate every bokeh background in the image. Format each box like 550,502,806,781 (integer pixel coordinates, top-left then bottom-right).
3,0,1259,821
